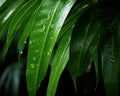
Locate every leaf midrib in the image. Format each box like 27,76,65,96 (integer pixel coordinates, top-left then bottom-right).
36,0,61,88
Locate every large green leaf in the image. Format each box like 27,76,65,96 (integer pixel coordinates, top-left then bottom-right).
100,20,120,96
69,14,102,87
47,28,72,96
26,0,76,96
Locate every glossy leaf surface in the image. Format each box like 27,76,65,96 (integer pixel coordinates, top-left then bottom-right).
26,0,76,96
47,28,72,96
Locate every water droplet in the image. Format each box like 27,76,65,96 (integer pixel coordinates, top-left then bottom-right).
29,40,32,45
35,50,39,53
111,57,115,63
24,41,27,44
20,51,23,54
47,52,50,55
47,48,52,55
31,64,35,69
42,24,45,31
50,37,53,40
32,57,36,61
50,24,54,29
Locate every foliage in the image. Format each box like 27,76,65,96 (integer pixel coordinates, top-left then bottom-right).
0,0,120,96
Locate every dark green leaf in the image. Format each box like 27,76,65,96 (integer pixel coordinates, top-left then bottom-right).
100,21,120,96
69,14,102,87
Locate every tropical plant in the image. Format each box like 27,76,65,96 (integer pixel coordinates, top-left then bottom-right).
0,0,120,96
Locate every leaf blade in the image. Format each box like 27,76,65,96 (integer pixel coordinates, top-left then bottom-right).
47,28,72,96
26,0,76,96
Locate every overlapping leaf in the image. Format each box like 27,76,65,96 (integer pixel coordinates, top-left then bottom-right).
26,0,76,96
0,0,25,40
69,14,102,87
58,0,93,39
18,14,36,57
47,28,72,96
2,0,40,58
100,20,120,96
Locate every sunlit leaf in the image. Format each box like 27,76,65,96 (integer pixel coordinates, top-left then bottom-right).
2,0,40,58
26,0,76,96
0,0,25,40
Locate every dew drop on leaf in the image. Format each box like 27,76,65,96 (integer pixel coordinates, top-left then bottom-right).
50,37,53,40
111,56,115,63
31,64,35,69
35,50,39,53
32,57,36,61
42,24,45,31
24,41,27,44
50,24,54,29
47,52,50,55
20,51,23,54
29,40,32,45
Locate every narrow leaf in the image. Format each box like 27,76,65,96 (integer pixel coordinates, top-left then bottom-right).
47,28,72,96
18,14,36,56
2,0,40,58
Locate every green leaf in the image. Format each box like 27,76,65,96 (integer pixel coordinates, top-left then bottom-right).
47,28,72,96
0,0,25,40
26,0,76,96
18,14,36,57
100,20,120,96
2,0,40,58
92,46,99,85
69,14,102,87
58,0,92,39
